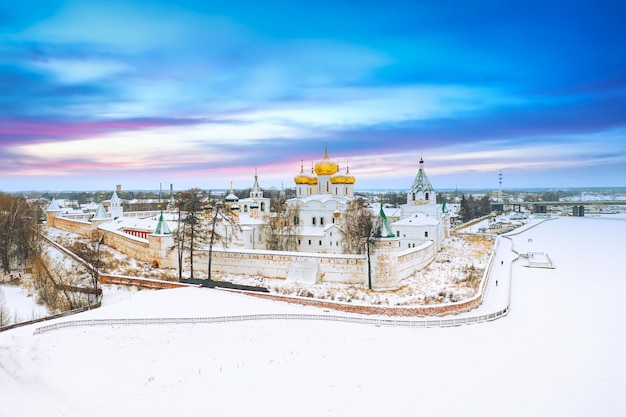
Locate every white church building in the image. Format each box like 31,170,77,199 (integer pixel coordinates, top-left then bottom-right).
286,147,449,254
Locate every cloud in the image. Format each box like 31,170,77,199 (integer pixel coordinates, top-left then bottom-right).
1,0,625,190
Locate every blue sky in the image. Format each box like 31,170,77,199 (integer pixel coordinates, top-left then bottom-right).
1,0,625,192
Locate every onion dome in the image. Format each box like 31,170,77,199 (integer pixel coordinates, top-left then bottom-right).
330,166,347,184
294,160,310,185
225,181,239,202
313,144,339,176
344,165,356,184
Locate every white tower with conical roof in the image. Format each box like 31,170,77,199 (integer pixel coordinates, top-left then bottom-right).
108,191,123,219
407,156,435,207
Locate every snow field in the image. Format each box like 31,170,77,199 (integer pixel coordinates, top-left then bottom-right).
1,214,625,417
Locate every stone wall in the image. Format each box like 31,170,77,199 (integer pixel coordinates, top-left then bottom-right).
102,230,151,263
48,213,439,290
189,248,368,285
397,241,436,279
50,216,93,237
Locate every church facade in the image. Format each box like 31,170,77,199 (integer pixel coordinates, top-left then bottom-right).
284,147,449,254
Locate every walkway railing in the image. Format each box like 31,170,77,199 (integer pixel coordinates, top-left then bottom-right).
33,305,511,335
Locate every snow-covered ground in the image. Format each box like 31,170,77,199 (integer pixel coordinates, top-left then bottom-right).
0,284,51,325
1,213,625,416
44,223,495,306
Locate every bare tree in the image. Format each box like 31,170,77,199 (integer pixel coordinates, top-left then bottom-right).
173,189,208,279
65,235,103,301
31,249,92,312
0,193,40,274
263,198,300,251
340,197,382,289
206,201,240,280
340,197,377,255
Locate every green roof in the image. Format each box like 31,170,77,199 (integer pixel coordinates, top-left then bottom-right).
154,212,172,235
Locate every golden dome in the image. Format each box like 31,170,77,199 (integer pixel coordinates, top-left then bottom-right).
313,145,339,176
294,161,310,184
330,168,347,184
344,165,355,184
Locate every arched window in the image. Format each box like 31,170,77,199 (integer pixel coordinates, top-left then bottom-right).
425,192,430,201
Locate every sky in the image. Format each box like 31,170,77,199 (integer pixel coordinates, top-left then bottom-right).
1,0,625,192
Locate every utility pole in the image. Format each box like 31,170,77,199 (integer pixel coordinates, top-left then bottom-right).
92,235,103,303
207,202,220,282
366,237,372,290
499,170,503,202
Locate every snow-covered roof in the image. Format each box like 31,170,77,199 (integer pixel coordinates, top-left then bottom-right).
296,224,340,237
288,194,351,205
238,214,266,226
80,202,99,211
383,206,403,218
154,212,172,235
92,203,110,220
46,199,62,212
409,157,435,194
297,226,326,237
110,191,122,203
393,212,439,226
225,193,239,202
97,215,175,234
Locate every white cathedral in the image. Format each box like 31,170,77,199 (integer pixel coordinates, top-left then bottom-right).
215,145,450,253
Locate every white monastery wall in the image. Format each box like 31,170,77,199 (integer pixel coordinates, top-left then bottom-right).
102,230,151,263
189,248,368,285
396,241,436,279
49,216,93,237
49,213,439,289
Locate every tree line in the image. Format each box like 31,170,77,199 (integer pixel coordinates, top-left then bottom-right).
458,194,493,223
